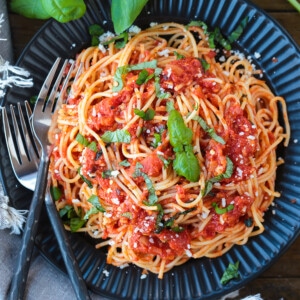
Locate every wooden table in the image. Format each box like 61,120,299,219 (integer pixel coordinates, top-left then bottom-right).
7,1,300,299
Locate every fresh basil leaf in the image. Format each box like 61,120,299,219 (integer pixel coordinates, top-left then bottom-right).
119,159,131,167
203,157,233,196
134,108,155,121
133,162,158,205
173,150,200,182
87,141,98,152
70,217,86,232
10,0,51,19
193,116,225,144
228,16,249,43
76,133,89,146
199,58,210,72
101,129,131,143
113,60,158,92
78,167,93,188
41,0,86,23
50,186,62,201
122,212,133,219
89,24,104,36
111,0,148,34
220,261,240,285
166,101,175,112
168,110,193,147
187,20,209,34
212,202,234,214
59,205,73,218
174,51,185,59
84,195,105,219
136,69,155,85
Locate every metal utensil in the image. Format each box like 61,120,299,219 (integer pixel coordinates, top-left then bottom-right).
3,58,90,300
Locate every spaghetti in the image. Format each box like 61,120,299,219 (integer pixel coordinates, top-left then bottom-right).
48,22,290,278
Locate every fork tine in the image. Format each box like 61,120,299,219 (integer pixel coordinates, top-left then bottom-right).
2,106,21,168
10,104,29,165
43,59,69,112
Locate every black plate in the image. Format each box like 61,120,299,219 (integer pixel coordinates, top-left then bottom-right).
1,0,300,299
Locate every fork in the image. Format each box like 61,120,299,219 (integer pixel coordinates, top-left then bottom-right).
3,58,90,300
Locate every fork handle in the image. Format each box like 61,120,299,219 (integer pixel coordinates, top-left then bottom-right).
8,157,49,300
44,189,91,300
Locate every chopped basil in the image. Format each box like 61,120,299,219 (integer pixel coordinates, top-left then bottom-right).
119,159,131,167
50,186,62,201
101,129,131,143
202,157,233,196
193,116,225,144
89,24,104,46
87,141,98,152
220,261,240,285
151,133,162,148
122,212,133,219
84,194,105,220
155,207,195,233
59,205,73,218
133,162,158,205
212,202,234,214
113,60,158,92
78,167,93,188
102,32,129,49
198,58,210,72
134,108,155,120
76,133,89,146
174,51,185,59
228,16,249,43
70,217,86,232
136,69,155,85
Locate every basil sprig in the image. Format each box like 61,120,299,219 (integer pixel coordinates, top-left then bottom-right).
101,129,131,143
133,162,158,205
220,261,240,285
193,116,225,144
202,157,233,196
167,109,200,182
113,60,158,92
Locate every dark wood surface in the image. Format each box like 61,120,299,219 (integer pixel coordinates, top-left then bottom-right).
7,1,300,299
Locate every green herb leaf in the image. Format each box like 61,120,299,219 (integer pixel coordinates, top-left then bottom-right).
87,141,98,152
136,69,155,85
70,217,86,232
113,60,158,92
173,150,200,182
168,110,200,182
122,212,133,219
41,0,86,23
78,167,93,188
119,159,131,167
212,202,234,214
134,108,155,121
50,186,62,201
101,129,131,143
10,0,51,19
198,58,210,72
228,16,249,43
84,194,105,220
174,51,185,59
133,162,158,205
111,0,148,34
193,116,225,144
168,110,193,148
76,133,89,146
202,157,233,196
89,24,104,36
220,261,240,285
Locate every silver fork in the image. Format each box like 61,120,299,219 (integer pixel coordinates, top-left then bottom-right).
3,58,90,300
